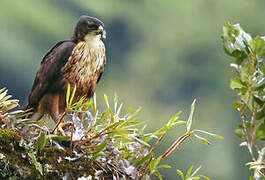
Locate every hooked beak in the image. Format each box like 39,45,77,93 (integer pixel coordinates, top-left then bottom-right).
97,25,106,39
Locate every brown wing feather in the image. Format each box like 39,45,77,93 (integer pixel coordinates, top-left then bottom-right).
26,40,76,110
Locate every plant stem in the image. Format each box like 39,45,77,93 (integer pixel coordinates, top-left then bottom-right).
51,111,67,134
70,122,75,155
161,133,192,161
240,111,255,161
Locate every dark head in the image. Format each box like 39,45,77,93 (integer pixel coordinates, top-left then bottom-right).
72,15,106,41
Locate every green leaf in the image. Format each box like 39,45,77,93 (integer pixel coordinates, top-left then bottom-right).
190,176,200,180
157,164,171,169
133,136,150,147
150,155,162,172
154,170,163,180
250,36,265,58
194,134,211,145
48,135,70,141
108,108,115,123
144,134,156,143
187,99,196,132
255,78,265,91
104,121,122,131
69,85,76,107
230,78,245,90
111,130,132,140
234,125,244,138
89,98,96,114
253,95,264,107
0,90,8,102
136,152,153,168
27,150,43,175
130,107,142,119
240,89,254,112
190,166,202,178
233,101,247,112
114,93,118,112
173,120,186,126
35,132,46,153
116,103,123,116
94,141,107,152
104,94,110,108
0,87,6,94
186,165,193,179
232,50,248,64
262,66,265,75
13,109,33,119
255,123,265,140
0,99,19,113
193,175,210,180
222,22,251,62
127,106,132,114
167,111,182,127
177,169,185,180
71,97,90,112
94,113,107,126
66,84,71,108
255,104,265,120
194,130,223,139
91,153,104,161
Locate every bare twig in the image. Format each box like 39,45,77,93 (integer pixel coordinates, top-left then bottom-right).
258,170,265,178
51,111,67,134
139,154,154,179
80,130,109,146
249,52,260,154
150,133,166,153
240,111,255,161
139,132,192,178
70,122,75,154
161,133,192,160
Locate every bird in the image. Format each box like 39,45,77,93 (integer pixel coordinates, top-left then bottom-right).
26,15,107,123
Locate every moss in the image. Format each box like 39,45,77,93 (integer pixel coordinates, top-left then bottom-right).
0,128,128,179
0,128,37,179
0,128,97,179
41,146,95,178
0,128,21,144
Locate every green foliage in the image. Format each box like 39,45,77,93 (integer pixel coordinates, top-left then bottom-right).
66,84,77,109
222,22,265,179
34,132,47,154
0,88,33,122
0,87,222,179
0,88,19,116
177,166,210,180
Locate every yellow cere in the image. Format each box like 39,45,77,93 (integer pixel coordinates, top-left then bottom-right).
98,25,103,31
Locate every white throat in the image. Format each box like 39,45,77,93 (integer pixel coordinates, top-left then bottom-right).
84,34,101,42
83,34,103,52
70,34,105,78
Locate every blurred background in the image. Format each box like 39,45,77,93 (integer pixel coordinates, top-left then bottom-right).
1,0,265,179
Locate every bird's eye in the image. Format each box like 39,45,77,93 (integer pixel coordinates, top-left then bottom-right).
88,24,98,30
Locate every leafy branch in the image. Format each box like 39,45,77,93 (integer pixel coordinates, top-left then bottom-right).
222,22,265,179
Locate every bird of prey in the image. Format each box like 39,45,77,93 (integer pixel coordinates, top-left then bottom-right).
26,15,107,123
